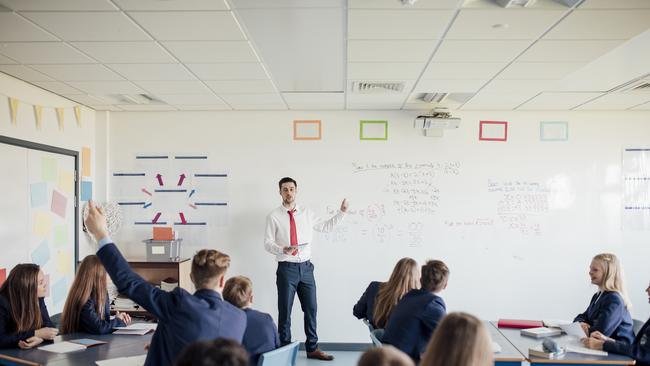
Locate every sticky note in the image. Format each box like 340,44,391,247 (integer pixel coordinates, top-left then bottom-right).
0,268,6,288
42,157,57,182
81,181,93,202
33,212,52,238
51,190,67,218
52,277,68,305
30,182,47,208
54,225,68,247
31,240,51,266
56,250,73,275
82,147,91,177
57,169,74,194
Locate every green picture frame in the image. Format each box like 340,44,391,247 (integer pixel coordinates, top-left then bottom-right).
359,120,388,141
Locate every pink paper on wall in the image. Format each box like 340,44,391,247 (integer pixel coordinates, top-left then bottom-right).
51,190,67,218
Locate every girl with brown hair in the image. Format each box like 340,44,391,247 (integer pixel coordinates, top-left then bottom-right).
0,263,58,349
353,257,419,329
60,255,131,334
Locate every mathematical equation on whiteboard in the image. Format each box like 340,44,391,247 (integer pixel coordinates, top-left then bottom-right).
488,179,549,236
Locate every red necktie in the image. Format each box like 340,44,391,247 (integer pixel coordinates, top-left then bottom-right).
288,209,298,256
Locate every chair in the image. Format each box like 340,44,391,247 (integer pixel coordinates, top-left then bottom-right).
257,341,299,366
633,319,645,335
369,329,384,347
362,318,375,332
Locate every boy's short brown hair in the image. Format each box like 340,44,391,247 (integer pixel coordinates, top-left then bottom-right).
223,276,253,309
191,249,230,289
420,260,449,292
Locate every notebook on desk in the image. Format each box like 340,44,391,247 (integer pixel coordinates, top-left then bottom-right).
114,323,157,335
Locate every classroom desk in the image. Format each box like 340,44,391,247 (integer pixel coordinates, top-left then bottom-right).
0,332,152,366
492,322,636,365
486,322,526,366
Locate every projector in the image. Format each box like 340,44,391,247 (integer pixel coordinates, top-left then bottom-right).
413,108,461,130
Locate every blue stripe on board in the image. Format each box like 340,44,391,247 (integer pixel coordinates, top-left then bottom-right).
135,222,168,225
624,206,650,209
136,156,169,159
194,174,228,177
154,189,188,193
175,156,208,159
625,148,650,151
113,173,146,176
174,222,207,225
143,203,152,208
195,202,227,206
118,202,146,205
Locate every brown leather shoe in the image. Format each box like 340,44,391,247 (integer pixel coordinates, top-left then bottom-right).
306,349,334,361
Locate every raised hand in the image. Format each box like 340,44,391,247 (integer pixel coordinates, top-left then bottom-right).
85,200,109,241
340,198,349,213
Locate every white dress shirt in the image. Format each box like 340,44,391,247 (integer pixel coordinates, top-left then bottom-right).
264,204,345,263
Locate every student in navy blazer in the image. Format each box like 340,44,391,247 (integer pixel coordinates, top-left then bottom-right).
223,276,280,366
574,253,634,343
353,258,419,329
84,201,247,366
584,282,650,366
0,264,58,349
382,260,449,363
60,255,131,334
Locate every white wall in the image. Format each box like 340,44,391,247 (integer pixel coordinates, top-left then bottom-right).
107,109,650,343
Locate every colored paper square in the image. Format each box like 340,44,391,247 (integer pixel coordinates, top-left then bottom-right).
31,240,51,266
0,268,6,288
52,277,68,305
51,190,67,219
57,169,74,194
30,182,47,208
360,120,388,141
82,147,91,177
56,250,73,275
153,227,174,241
44,274,50,298
81,180,93,201
479,121,508,141
54,225,68,247
540,121,568,141
42,157,57,182
293,120,322,140
33,212,52,238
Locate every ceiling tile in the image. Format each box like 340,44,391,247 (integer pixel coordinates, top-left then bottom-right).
518,40,624,62
163,41,258,63
347,102,404,110
106,64,195,81
66,81,145,94
32,81,84,95
175,105,232,110
348,40,437,62
0,0,117,11
575,93,650,110
545,10,650,40
71,42,175,63
346,93,407,107
348,62,424,80
87,105,123,111
447,9,564,40
414,79,487,93
0,65,53,81
0,13,58,41
134,80,210,94
129,11,245,41
517,92,603,110
117,105,178,111
481,79,558,93
30,64,123,81
461,92,536,110
231,0,343,8
22,12,151,41
349,0,459,8
220,93,285,105
61,94,116,105
631,101,650,110
0,42,95,64
113,0,228,10
349,10,453,39
579,0,650,9
287,103,344,110
230,104,287,110
422,62,504,79
0,54,17,64
185,63,268,80
155,93,225,105
433,40,531,62
282,92,344,104
205,79,276,93
497,62,585,79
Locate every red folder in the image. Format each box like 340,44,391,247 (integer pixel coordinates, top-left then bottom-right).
497,319,544,329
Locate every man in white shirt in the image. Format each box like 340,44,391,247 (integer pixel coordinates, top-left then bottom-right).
264,177,348,361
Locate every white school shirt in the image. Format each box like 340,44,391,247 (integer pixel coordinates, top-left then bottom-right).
264,204,345,263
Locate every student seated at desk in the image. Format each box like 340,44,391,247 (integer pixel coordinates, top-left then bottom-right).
0,264,58,349
420,312,493,366
574,253,634,343
223,276,280,366
84,201,247,366
382,260,449,363
357,345,414,366
583,282,650,366
60,254,132,334
175,338,249,366
353,257,419,329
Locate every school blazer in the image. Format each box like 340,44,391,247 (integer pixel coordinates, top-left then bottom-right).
97,243,247,366
604,317,650,366
381,288,446,362
79,296,125,334
0,296,54,348
574,291,634,343
353,281,382,328
243,308,280,366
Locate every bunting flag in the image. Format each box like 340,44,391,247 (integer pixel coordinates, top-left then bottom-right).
74,106,82,127
55,107,64,131
9,97,19,126
34,105,43,130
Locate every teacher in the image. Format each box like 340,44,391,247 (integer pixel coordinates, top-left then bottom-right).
264,177,348,361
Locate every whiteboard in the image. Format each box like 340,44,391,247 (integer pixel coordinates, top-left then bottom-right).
0,136,78,315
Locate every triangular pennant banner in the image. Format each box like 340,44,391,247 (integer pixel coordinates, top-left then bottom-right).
9,97,19,126
55,108,64,131
34,105,43,130
74,106,82,127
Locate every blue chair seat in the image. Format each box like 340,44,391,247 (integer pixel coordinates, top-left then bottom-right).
257,341,300,366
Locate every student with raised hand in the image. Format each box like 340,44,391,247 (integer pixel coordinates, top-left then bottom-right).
353,257,419,329
175,338,249,366
60,255,131,334
583,282,650,366
381,260,449,363
420,312,493,366
357,345,415,366
223,276,280,366
574,253,634,343
0,264,58,349
84,201,246,366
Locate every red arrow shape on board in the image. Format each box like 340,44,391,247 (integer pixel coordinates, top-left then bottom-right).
179,212,187,224
142,188,152,196
152,212,161,224
189,204,197,209
177,173,186,186
156,174,164,186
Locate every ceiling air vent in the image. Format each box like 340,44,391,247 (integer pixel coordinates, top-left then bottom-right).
614,76,650,94
422,93,449,103
628,82,650,93
351,82,405,94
